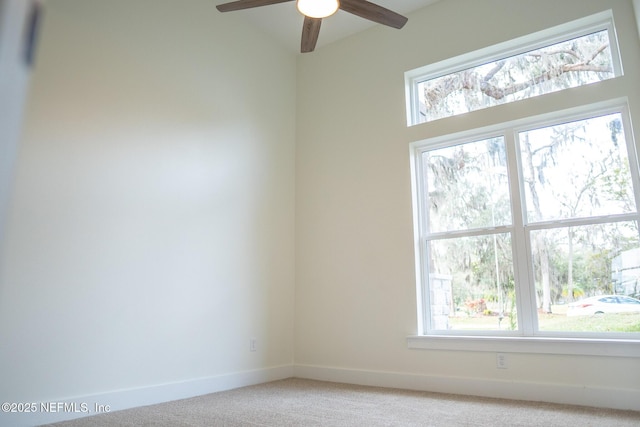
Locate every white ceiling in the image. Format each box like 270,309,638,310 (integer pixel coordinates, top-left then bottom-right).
214,0,441,53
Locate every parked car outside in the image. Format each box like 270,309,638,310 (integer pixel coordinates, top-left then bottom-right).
566,295,640,316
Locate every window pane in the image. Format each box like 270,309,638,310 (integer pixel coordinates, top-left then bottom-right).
422,137,511,233
415,30,615,123
531,221,640,333
519,113,635,223
428,233,517,331
613,250,640,297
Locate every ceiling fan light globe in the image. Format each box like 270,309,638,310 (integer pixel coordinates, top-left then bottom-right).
296,0,340,19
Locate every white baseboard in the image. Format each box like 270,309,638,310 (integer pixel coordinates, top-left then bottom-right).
2,364,294,427
293,364,640,412
4,363,638,426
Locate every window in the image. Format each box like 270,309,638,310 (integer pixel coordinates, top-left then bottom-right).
412,103,640,340
408,11,640,346
405,11,622,126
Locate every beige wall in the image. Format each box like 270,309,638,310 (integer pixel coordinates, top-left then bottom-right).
295,0,640,409
0,0,296,421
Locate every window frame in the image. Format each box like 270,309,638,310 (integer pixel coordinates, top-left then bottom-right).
404,10,623,127
409,99,640,356
407,8,640,356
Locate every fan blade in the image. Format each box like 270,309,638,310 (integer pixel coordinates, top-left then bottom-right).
339,0,408,29
301,16,321,53
216,0,293,12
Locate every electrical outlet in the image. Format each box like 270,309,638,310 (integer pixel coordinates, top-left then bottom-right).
249,338,257,352
496,353,508,369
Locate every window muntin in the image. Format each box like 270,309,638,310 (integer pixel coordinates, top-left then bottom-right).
412,103,640,338
406,12,623,126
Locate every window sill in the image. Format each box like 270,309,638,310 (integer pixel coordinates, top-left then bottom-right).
407,335,640,357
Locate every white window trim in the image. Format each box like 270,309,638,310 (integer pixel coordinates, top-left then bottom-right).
409,98,640,352
404,9,623,127
407,335,640,357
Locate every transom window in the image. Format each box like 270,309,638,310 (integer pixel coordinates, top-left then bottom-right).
405,11,622,126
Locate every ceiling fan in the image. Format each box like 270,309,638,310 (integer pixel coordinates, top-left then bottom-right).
216,0,408,53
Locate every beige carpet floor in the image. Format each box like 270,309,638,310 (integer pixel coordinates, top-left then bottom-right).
44,378,640,426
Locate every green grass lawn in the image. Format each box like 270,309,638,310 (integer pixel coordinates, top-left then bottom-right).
538,311,640,333
448,308,640,333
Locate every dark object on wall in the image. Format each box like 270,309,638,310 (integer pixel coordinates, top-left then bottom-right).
23,0,42,67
